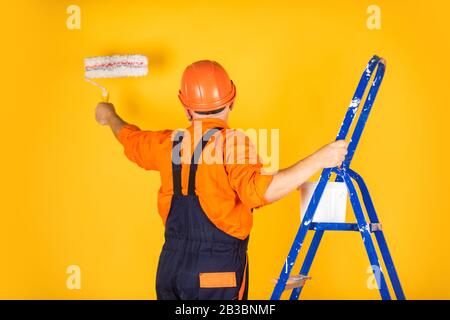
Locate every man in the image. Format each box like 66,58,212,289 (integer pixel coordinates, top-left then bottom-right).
95,60,348,300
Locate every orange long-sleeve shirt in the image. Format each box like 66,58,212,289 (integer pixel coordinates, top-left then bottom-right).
117,118,273,240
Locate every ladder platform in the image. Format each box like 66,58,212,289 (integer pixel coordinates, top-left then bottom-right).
309,222,382,232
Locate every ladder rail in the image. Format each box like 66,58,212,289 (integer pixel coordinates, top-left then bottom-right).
271,168,332,299
342,173,391,300
335,56,381,142
289,230,324,300
348,169,406,299
342,58,386,168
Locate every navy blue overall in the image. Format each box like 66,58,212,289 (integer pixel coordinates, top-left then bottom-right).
155,128,249,300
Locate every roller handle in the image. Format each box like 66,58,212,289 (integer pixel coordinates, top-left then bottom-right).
101,91,110,103
85,78,110,103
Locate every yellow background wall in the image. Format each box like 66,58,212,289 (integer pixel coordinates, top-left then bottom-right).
1,0,449,299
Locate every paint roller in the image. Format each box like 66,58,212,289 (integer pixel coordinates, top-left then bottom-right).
84,54,148,103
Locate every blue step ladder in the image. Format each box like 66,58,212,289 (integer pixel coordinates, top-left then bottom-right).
271,55,405,300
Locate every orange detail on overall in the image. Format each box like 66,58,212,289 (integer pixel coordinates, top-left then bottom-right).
238,254,249,300
199,272,237,288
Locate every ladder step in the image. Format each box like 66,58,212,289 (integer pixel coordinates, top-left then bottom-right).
309,222,382,232
272,275,311,291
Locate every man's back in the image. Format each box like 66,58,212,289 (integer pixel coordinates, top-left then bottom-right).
118,117,273,240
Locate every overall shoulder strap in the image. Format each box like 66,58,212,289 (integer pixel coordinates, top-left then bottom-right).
188,127,223,195
171,131,185,195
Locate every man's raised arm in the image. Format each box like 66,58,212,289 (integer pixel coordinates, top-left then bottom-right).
264,140,348,203
95,102,128,139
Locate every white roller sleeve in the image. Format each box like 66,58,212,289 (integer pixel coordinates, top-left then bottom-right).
84,54,148,78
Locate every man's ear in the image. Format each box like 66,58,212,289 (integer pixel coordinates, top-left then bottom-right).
229,103,234,111
184,108,193,121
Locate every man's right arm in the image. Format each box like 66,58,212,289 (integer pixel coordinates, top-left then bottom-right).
264,140,348,203
95,102,128,139
95,102,169,171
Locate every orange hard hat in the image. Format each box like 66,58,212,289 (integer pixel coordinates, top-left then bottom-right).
178,60,236,112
